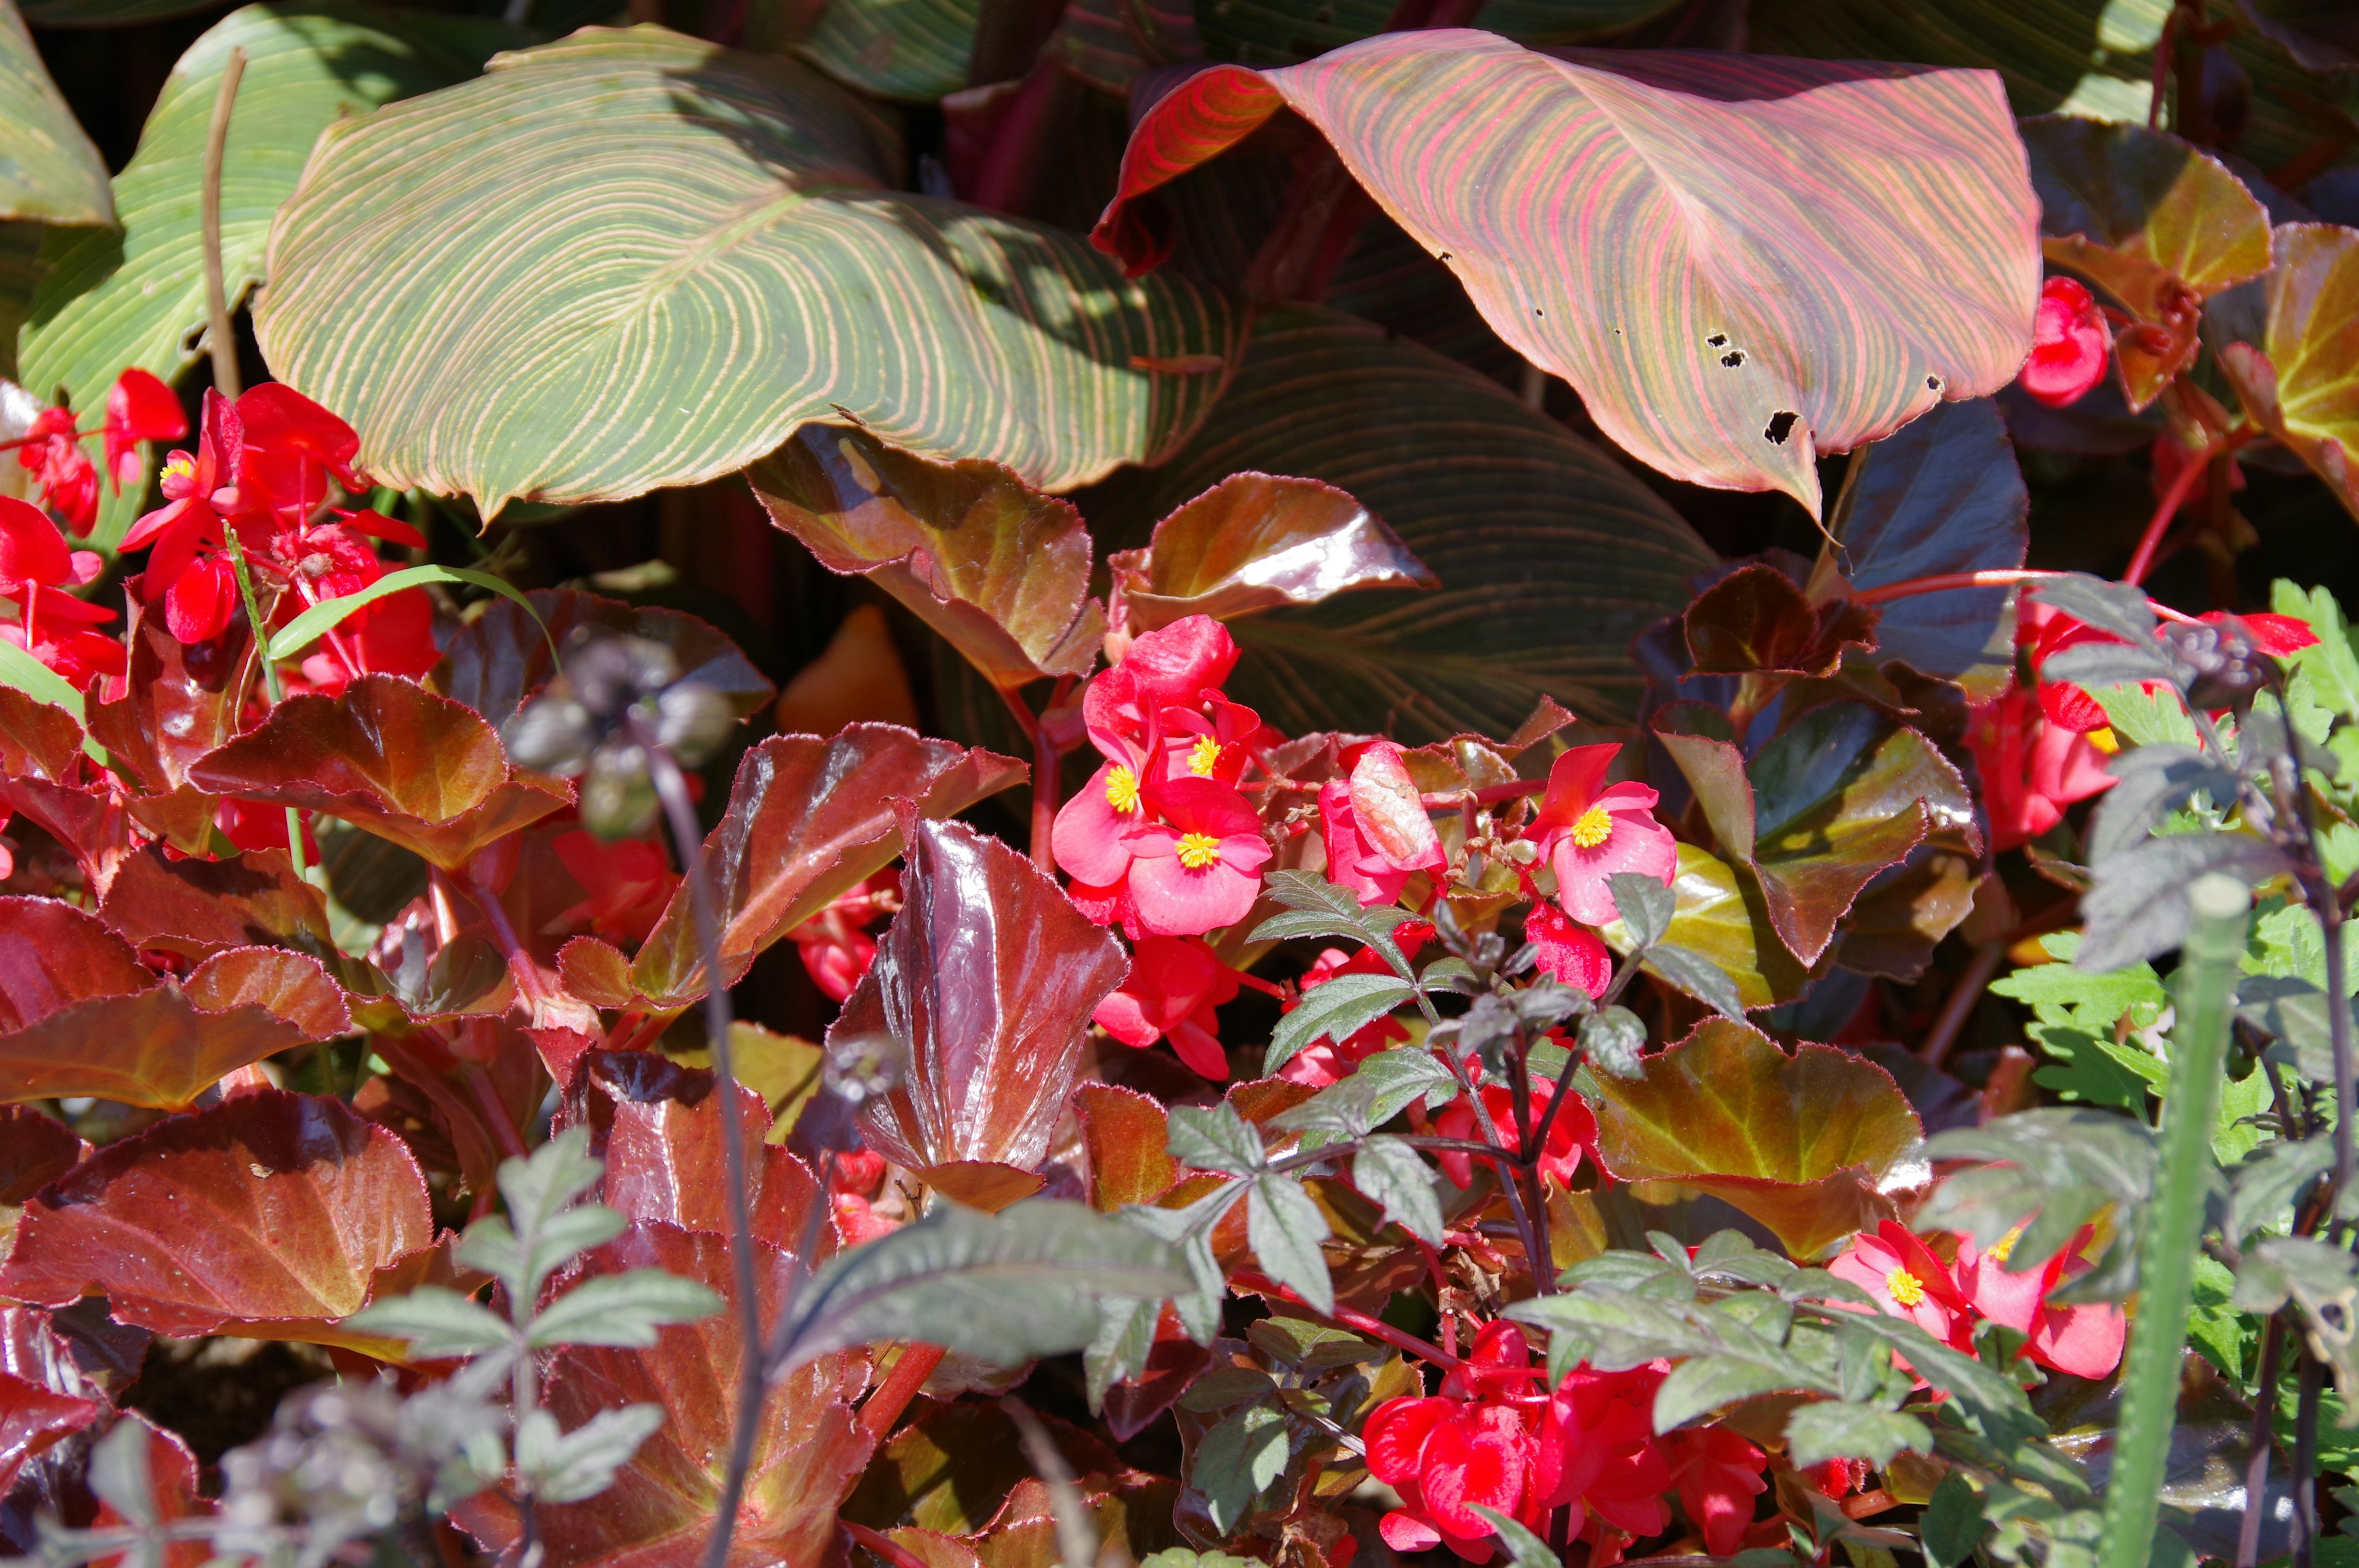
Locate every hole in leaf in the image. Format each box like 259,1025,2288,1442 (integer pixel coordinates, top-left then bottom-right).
1764,411,1799,445
1926,375,1942,391
1721,351,1744,368
1438,252,1452,262
1534,308,1544,317
1707,333,1727,348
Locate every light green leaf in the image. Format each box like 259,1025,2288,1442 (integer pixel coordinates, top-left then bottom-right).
267,564,552,663
1247,1173,1334,1315
1264,972,1414,1074
346,1284,514,1358
0,0,112,225
0,634,84,719
1168,1103,1265,1176
526,1269,724,1349
1352,1135,1443,1244
254,27,1238,520
514,1404,663,1504
1195,1403,1288,1535
1784,1400,1931,1467
1470,1506,1557,1568
773,1198,1189,1373
20,2,514,506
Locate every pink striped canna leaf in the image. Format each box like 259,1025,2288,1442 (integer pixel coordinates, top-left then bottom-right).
1094,31,2042,517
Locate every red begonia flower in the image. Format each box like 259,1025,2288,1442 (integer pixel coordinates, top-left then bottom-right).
17,407,96,534
1082,613,1240,761
1954,1224,2126,1379
1119,776,1272,936
1093,934,1238,1079
233,383,365,520
1524,899,1613,996
1320,740,1446,907
1528,744,1677,926
1054,759,1151,889
553,830,678,946
1828,1220,1973,1342
781,868,896,1002
2021,276,2112,407
1277,929,1431,1086
2201,609,2318,658
1431,1078,1595,1190
102,368,187,488
1659,1427,1767,1557
1368,1398,1534,1560
1542,1364,1672,1538
1968,681,2114,852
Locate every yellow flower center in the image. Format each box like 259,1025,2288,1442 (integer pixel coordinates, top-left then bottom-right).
1187,736,1223,777
1177,832,1223,870
1569,804,1614,849
1105,765,1141,814
162,453,195,483
1986,1223,2025,1264
2086,727,2119,755
1885,1266,1926,1307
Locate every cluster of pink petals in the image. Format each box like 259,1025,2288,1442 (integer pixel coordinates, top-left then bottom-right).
1428,1075,1596,1190
1829,1220,2125,1381
1320,739,1447,906
1054,616,1275,938
1092,934,1240,1079
12,368,185,537
552,830,680,947
2019,276,2112,408
784,868,899,1002
119,386,436,687
1367,1324,1764,1564
0,495,121,692
1528,743,1678,927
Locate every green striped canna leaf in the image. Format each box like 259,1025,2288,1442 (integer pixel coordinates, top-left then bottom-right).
794,0,976,101
0,0,112,226
254,26,1240,520
1093,32,2040,517
1086,306,1713,736
21,3,515,435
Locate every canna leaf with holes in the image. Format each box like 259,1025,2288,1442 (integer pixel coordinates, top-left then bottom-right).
451,1223,874,1568
186,674,572,871
430,590,773,730
849,817,1128,1176
19,2,514,518
2218,224,2359,524
748,425,1105,692
1589,1018,1923,1256
1106,472,1436,634
0,1091,441,1355
254,27,1239,518
1084,305,1713,736
2021,117,2273,408
1094,33,2039,516
576,725,1025,1016
0,0,112,225
1812,394,2027,700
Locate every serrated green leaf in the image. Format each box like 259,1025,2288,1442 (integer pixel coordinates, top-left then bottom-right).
773,1198,1189,1373
1084,1294,1162,1413
514,1403,663,1504
1471,1506,1556,1568
1265,972,1414,1073
1921,1472,1986,1568
1785,1400,1930,1467
1248,1173,1334,1315
346,1285,514,1358
1578,1005,1645,1078
1195,1403,1288,1534
526,1268,724,1349
1352,1135,1444,1244
1168,1102,1265,1176
1654,1352,1823,1432
1270,1047,1457,1137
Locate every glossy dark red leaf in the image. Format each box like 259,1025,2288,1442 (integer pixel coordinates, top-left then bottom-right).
1683,564,1878,679
186,674,573,870
0,687,85,782
0,1110,82,1207
749,425,1105,691
0,1369,101,1497
847,817,1129,1174
1590,1018,1921,1256
0,1090,435,1343
455,1223,872,1568
569,1050,835,1259
429,589,775,728
1106,472,1435,633
0,899,149,1029
622,725,1026,1011
98,845,344,970
84,598,257,803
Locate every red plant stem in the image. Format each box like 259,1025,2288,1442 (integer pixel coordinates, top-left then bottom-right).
2124,435,2231,586
1028,686,1067,873
461,871,552,1017
859,1343,946,1442
843,1522,933,1568
1230,968,1288,1000
1920,939,2007,1068
1230,1270,1461,1368
1852,567,2202,624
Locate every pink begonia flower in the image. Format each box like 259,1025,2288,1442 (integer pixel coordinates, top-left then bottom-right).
1320,740,1446,907
1119,776,1272,935
1093,934,1238,1079
1528,744,1677,926
1954,1225,2126,1379
1828,1220,1974,1343
1524,900,1613,996
1053,758,1149,887
2021,275,2112,407
1658,1427,1769,1558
